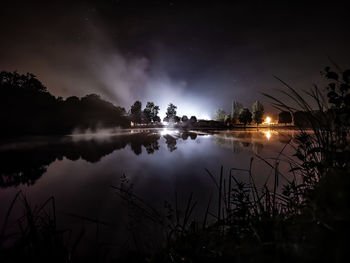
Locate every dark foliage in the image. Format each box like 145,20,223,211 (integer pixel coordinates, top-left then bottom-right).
0,71,129,135
130,101,142,124
238,108,252,127
278,111,292,124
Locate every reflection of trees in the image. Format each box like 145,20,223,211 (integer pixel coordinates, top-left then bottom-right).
164,132,198,152
181,132,197,140
214,136,246,153
129,134,160,155
278,133,292,144
0,133,160,188
214,132,267,154
252,142,264,155
0,131,203,187
163,135,177,152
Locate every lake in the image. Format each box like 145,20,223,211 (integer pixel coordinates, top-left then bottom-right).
0,128,298,257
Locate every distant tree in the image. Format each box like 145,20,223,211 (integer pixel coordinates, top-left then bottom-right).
182,115,189,122
174,116,181,123
0,71,129,134
153,116,161,123
130,101,142,123
143,102,160,123
166,103,177,123
143,102,154,123
65,96,80,104
252,101,264,126
232,101,243,123
152,106,160,122
214,109,226,122
239,108,252,127
293,111,309,127
278,111,292,125
224,114,232,126
0,71,48,93
190,116,197,123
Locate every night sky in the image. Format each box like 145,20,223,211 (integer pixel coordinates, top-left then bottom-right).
1,1,350,118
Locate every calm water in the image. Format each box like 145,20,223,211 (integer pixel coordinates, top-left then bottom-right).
0,128,298,254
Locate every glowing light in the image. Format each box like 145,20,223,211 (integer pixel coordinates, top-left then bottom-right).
200,115,211,120
265,116,271,124
160,128,178,136
264,130,272,140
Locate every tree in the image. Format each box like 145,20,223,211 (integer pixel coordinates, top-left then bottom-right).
0,71,130,134
174,116,181,123
166,103,177,123
278,111,292,125
190,116,197,123
153,116,161,123
232,101,243,123
239,108,252,127
143,102,159,123
152,106,160,122
224,114,232,126
214,109,226,122
130,101,142,123
181,115,189,122
143,102,154,123
252,101,264,126
0,71,48,93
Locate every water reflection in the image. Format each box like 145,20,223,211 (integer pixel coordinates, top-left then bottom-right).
264,130,272,140
212,129,293,155
0,132,159,187
0,129,296,188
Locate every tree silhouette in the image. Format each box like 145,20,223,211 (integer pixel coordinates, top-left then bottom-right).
224,114,232,126
278,111,292,125
164,103,177,123
0,71,129,135
130,100,142,124
232,101,243,123
190,116,197,123
238,108,252,127
143,102,160,123
214,109,226,122
252,101,264,127
181,115,189,122
143,102,154,123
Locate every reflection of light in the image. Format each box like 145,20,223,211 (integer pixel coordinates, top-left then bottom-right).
264,130,271,140
160,128,178,136
265,116,271,124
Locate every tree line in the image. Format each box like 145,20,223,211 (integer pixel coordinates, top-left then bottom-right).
129,101,198,125
214,100,265,127
0,71,130,135
0,71,199,135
